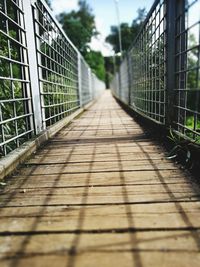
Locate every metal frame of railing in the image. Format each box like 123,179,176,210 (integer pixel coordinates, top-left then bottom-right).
0,0,105,157
33,0,80,128
111,0,200,144
174,0,200,142
0,0,34,156
80,56,92,106
91,72,106,99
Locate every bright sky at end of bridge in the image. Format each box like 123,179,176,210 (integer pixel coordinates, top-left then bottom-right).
51,0,155,56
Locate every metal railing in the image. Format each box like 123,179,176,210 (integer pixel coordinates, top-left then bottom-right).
80,56,92,106
33,0,80,128
0,0,34,156
111,0,200,144
174,0,200,141
0,0,105,157
91,72,106,99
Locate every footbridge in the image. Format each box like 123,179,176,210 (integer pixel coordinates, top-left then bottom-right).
0,0,200,266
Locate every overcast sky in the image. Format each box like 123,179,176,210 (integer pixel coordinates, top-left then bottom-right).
51,0,155,56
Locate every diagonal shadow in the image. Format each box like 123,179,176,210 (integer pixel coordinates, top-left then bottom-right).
66,145,96,267
7,143,77,267
116,109,132,136
4,115,95,266
115,143,143,267
0,145,53,208
135,141,200,250
0,121,78,208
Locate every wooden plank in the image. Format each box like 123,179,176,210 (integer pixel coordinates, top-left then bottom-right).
0,232,200,267
18,161,177,176
7,170,190,189
27,153,167,164
1,252,200,267
0,202,200,232
1,231,200,253
36,148,165,157
0,184,199,207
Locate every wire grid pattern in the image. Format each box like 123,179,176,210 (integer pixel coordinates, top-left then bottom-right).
174,0,200,142
120,57,129,105
111,73,120,99
92,73,106,99
129,0,166,124
33,0,79,127
81,58,92,105
0,0,34,157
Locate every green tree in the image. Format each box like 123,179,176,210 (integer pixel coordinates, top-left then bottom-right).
106,8,146,53
105,8,146,87
57,0,97,55
85,51,105,81
57,1,105,81
106,23,133,53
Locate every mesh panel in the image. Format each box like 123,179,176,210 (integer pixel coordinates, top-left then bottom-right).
0,0,33,157
33,0,79,127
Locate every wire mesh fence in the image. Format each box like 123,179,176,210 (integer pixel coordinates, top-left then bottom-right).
0,0,105,158
33,0,80,128
174,0,200,142
80,57,92,106
111,0,200,144
92,72,106,99
0,0,34,157
120,56,129,105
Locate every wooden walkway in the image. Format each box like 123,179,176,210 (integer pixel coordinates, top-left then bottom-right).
0,90,200,267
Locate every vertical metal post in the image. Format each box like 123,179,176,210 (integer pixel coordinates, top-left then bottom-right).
78,53,82,107
127,53,132,106
92,73,96,99
88,68,92,101
112,54,116,74
166,0,176,127
23,0,43,134
118,65,122,100
178,0,187,134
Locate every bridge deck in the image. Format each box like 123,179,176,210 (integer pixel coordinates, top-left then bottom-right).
0,91,200,267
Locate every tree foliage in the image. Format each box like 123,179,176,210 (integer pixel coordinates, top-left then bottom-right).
57,0,105,81
105,8,147,87
85,51,105,81
57,0,97,56
106,8,147,53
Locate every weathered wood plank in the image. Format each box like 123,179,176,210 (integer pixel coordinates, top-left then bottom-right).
1,252,200,267
0,232,200,267
27,152,166,164
1,232,200,255
0,184,199,207
0,202,200,232
17,162,177,177
6,170,191,189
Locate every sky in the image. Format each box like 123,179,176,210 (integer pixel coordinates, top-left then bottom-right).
51,0,155,56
